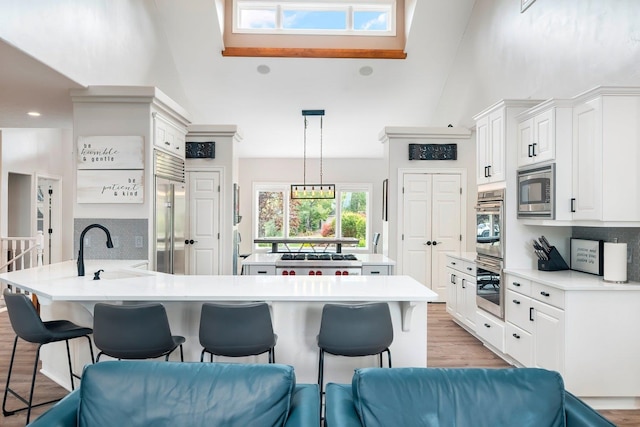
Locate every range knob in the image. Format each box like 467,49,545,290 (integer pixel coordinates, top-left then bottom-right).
290,270,296,275
343,271,349,275
316,270,323,275
309,271,315,275
335,271,342,275
282,271,289,275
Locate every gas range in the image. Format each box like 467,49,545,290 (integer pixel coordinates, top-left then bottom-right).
275,253,362,276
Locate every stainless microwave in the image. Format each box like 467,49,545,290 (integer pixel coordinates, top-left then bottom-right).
517,164,555,219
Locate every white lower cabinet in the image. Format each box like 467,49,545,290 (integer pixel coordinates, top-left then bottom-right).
445,256,476,332
476,308,505,353
505,275,565,375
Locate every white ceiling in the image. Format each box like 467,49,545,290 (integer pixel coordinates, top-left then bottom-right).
0,0,477,158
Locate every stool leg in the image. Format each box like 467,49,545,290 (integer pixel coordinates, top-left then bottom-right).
387,348,392,368
86,335,95,364
65,340,75,391
179,345,184,362
2,336,19,416
25,344,45,424
200,349,206,362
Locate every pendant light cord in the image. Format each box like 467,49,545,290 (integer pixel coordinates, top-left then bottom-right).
319,116,323,186
303,116,307,187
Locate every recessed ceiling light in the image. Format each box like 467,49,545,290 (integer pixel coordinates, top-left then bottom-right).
27,111,41,117
257,64,271,75
359,66,373,76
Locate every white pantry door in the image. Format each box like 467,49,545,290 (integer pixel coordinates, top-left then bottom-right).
187,171,220,275
402,173,462,301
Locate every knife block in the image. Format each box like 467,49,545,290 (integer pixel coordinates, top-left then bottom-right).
538,247,569,271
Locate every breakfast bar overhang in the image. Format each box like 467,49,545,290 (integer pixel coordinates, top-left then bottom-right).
0,260,438,390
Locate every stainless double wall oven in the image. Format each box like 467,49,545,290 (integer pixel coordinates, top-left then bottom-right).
475,189,505,319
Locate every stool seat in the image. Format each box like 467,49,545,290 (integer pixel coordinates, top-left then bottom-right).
2,289,95,425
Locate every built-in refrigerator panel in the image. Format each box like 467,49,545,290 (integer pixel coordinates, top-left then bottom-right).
172,182,186,275
155,177,172,274
154,150,186,275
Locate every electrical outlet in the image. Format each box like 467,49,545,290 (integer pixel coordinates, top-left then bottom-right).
112,236,120,248
628,247,633,263
135,236,143,248
84,236,91,247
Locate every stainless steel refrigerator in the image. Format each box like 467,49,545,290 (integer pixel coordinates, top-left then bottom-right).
155,177,186,275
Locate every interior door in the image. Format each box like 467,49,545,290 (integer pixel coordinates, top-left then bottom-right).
402,173,462,301
186,171,220,275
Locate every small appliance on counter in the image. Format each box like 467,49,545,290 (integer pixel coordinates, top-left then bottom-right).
533,236,568,271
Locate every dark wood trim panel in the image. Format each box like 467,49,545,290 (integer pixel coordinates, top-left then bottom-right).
222,47,407,59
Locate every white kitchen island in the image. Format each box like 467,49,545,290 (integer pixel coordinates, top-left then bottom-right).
0,260,437,390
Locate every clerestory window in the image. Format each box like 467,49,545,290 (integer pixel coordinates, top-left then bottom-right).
233,0,396,36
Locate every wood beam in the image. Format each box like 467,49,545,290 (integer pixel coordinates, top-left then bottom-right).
221,47,407,59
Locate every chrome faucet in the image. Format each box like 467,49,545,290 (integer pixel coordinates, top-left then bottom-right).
77,224,114,276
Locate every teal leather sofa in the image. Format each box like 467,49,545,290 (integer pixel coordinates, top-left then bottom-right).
28,361,319,427
325,367,615,427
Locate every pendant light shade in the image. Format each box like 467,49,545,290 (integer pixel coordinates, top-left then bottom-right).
291,109,336,200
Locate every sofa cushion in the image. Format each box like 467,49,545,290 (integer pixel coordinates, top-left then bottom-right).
78,361,295,427
351,367,566,427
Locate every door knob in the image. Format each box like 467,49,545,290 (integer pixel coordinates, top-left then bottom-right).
432,241,438,246
185,239,197,245
424,241,432,245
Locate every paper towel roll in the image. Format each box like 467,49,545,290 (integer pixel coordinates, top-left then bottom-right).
604,242,627,283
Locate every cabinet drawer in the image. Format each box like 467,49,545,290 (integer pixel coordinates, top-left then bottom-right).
246,265,276,275
462,261,476,276
476,309,505,353
506,275,531,295
505,290,533,333
446,257,464,271
505,323,533,366
362,265,390,275
531,282,564,309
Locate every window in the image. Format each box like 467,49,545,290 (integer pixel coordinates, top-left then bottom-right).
255,183,371,249
234,0,396,36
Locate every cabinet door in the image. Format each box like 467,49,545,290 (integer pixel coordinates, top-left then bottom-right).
505,289,532,333
532,108,555,164
488,110,505,182
462,276,477,330
517,117,534,167
455,276,465,322
532,299,565,374
571,99,602,220
446,270,456,316
476,115,490,184
506,323,533,366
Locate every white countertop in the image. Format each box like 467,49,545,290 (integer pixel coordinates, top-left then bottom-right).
0,260,435,304
505,268,640,291
445,252,477,263
243,253,396,265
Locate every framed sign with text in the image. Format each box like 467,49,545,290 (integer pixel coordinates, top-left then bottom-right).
76,170,144,203
76,136,144,203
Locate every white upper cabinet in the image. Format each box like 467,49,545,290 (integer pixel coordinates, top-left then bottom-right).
474,100,543,186
569,87,640,222
517,107,556,167
153,112,187,158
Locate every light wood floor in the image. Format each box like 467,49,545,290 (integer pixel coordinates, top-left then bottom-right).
1,303,638,425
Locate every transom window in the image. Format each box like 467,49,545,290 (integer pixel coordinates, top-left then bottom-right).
234,0,396,36
254,183,371,250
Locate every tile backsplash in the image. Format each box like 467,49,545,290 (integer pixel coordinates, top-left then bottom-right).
572,227,639,281
74,218,148,260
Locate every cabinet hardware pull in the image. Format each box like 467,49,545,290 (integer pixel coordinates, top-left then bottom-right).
467,267,473,271
484,166,489,178
164,141,171,146
513,282,520,287
540,291,550,297
532,142,537,156
528,144,533,157
462,279,466,289
529,307,534,321
513,299,520,305
571,198,576,212
451,274,456,284
513,333,520,339
487,165,491,177
451,261,456,265
484,323,491,328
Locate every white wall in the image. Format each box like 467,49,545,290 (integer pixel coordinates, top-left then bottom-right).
0,128,74,255
433,0,640,127
0,0,190,112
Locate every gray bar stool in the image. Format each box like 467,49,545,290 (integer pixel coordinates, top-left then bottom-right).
199,302,277,363
93,303,185,362
317,302,393,400
2,289,95,425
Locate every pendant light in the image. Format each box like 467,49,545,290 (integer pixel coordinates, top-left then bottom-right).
291,109,335,199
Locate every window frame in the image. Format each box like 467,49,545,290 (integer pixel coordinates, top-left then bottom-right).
233,0,396,37
252,182,372,252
